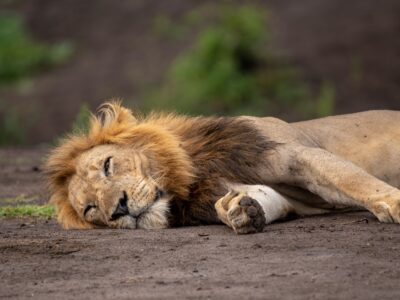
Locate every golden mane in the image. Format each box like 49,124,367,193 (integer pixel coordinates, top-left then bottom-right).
45,101,195,228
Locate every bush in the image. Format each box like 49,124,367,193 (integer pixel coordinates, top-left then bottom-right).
0,13,73,84
145,6,334,118
0,13,73,145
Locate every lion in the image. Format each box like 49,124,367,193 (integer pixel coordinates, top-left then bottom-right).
45,101,400,234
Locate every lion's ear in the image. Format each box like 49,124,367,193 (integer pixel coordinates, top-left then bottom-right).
51,195,93,230
96,100,138,128
88,100,141,144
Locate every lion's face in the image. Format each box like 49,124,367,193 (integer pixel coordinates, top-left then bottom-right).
68,144,170,229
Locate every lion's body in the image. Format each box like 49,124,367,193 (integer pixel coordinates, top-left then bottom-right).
46,103,400,232
293,111,400,187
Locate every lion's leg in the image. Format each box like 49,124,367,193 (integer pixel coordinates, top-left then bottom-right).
282,145,400,223
215,184,297,234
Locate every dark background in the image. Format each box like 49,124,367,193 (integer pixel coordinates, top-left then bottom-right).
0,0,399,144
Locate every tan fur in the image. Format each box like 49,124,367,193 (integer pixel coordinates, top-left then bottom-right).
45,102,400,232
46,102,195,229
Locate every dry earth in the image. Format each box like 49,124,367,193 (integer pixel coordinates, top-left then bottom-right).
1,148,400,299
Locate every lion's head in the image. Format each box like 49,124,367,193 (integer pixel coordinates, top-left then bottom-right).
45,102,194,229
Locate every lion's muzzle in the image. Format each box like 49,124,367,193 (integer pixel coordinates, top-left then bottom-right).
110,191,129,221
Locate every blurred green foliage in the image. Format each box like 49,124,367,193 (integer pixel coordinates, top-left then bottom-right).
0,107,26,145
350,56,363,87
0,13,73,84
153,14,188,40
315,82,335,117
71,103,92,135
51,103,91,147
146,6,335,118
0,13,73,145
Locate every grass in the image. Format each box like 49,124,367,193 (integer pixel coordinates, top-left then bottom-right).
0,205,55,218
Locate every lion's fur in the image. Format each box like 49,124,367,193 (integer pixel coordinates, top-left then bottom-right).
46,102,400,230
46,103,193,228
46,102,275,229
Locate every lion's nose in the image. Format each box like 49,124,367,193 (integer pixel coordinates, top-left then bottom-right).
111,191,129,220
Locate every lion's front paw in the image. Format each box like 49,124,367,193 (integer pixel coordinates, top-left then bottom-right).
215,191,266,234
372,200,400,223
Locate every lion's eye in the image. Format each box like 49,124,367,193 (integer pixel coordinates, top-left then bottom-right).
104,156,112,176
84,205,96,216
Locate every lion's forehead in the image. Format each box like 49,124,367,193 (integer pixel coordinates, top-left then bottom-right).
78,145,113,168
77,145,143,173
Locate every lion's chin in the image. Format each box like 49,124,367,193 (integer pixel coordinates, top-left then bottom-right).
137,199,170,229
111,199,170,229
110,215,137,229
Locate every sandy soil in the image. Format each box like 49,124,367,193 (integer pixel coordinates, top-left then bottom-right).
1,213,400,300
1,148,400,299
0,147,48,205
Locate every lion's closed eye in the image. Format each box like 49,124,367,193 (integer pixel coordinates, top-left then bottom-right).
84,204,96,217
83,204,105,226
104,156,113,176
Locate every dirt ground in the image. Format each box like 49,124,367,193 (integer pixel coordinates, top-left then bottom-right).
1,148,400,299
2,212,400,299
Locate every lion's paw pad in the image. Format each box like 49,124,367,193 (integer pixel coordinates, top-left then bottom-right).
228,196,266,234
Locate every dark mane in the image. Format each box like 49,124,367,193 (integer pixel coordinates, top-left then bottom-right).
181,117,275,183
170,117,277,226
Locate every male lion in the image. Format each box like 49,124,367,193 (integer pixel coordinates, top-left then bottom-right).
45,102,400,233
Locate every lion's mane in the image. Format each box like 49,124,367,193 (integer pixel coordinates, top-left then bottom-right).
45,101,274,228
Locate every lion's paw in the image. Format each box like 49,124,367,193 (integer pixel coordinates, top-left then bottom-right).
372,200,400,223
216,191,266,234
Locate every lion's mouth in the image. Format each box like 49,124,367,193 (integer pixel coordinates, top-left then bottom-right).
136,199,170,229
110,210,148,229
111,198,170,229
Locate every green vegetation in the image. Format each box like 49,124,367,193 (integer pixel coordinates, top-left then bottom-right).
0,205,55,218
0,13,73,145
146,6,335,118
51,103,91,146
351,56,364,86
0,106,26,145
315,82,335,117
0,13,73,84
71,103,92,135
153,14,188,40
